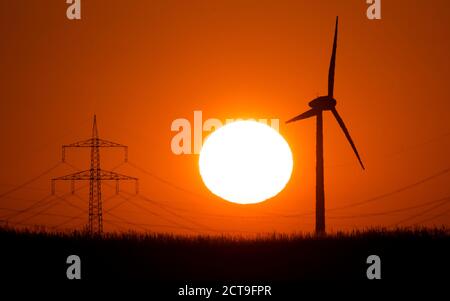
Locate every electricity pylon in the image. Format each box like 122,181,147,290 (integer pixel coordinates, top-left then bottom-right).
52,115,138,234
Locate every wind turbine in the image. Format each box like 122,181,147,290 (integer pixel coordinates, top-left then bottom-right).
286,17,365,235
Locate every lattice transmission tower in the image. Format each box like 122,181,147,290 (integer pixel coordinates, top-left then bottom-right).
52,115,138,234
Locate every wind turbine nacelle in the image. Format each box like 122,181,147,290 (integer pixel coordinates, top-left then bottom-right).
309,96,337,111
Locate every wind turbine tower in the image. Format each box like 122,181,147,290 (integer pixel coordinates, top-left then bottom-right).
286,17,365,234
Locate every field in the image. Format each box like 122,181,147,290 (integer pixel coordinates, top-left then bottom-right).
0,226,448,281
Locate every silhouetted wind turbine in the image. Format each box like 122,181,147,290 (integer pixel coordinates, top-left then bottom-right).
286,17,365,235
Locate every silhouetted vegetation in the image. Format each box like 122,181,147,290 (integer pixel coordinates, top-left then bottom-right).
0,226,448,281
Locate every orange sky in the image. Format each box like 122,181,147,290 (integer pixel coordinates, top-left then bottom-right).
0,0,449,235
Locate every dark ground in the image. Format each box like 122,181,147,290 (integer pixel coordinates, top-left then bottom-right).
0,226,448,283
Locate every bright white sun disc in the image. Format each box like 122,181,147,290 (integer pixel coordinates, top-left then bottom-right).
199,121,293,204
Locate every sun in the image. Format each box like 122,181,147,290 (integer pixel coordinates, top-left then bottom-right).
199,121,293,204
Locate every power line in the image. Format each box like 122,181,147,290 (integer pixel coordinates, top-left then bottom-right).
0,195,49,203
0,208,86,221
103,176,286,221
115,185,216,232
411,208,450,226
2,131,449,234
10,185,88,224
122,164,450,220
101,181,209,233
127,161,203,198
52,212,86,230
136,193,219,232
0,183,49,193
104,211,148,232
0,194,54,220
120,196,204,233
108,166,450,230
328,167,450,212
114,188,280,233
328,196,450,219
392,199,450,227
55,194,87,213
0,162,61,199
104,196,131,214
327,130,450,168
103,219,128,231
0,219,48,228
14,199,61,225
104,218,195,232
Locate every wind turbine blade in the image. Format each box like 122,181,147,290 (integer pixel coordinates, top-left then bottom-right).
286,109,317,124
328,16,338,97
331,108,365,170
